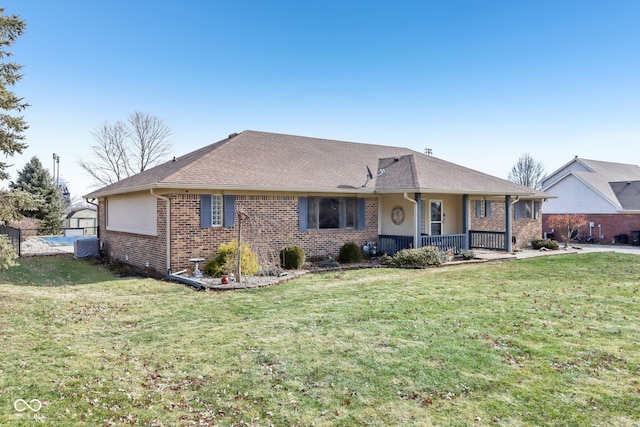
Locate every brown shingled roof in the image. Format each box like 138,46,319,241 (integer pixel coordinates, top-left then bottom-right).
85,130,548,198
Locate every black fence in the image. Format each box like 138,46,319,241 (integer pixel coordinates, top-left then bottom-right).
0,225,99,258
378,235,414,255
469,230,507,251
0,225,21,257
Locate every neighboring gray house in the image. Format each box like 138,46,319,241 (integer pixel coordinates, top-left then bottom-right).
541,157,640,244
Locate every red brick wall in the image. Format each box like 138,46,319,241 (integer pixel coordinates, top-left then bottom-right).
543,213,640,244
99,194,379,274
471,201,543,250
169,194,379,270
98,198,168,273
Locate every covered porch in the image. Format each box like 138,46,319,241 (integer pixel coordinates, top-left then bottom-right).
377,193,515,255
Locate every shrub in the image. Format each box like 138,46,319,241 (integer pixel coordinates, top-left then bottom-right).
257,264,283,277
203,240,260,277
339,242,362,264
385,246,445,268
280,245,305,270
0,235,19,270
531,239,559,250
313,256,339,269
460,249,476,260
9,217,40,240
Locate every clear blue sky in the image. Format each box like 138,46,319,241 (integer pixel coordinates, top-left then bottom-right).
3,1,640,199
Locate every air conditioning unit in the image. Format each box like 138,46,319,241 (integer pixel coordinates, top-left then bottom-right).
74,236,100,259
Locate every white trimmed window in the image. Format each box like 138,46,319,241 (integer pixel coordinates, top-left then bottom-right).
200,194,235,228
211,195,223,226
514,200,540,220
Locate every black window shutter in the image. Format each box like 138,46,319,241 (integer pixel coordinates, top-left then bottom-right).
486,201,491,217
357,198,366,229
223,195,235,227
476,200,482,217
298,196,308,231
200,195,212,228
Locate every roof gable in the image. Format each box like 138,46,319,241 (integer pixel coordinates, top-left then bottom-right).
542,157,640,211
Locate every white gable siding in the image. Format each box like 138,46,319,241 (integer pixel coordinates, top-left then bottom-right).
106,193,157,236
542,161,591,188
543,176,617,214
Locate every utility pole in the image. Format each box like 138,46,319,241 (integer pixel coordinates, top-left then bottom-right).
52,153,60,187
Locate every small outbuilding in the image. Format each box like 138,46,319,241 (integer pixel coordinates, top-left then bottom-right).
65,207,97,236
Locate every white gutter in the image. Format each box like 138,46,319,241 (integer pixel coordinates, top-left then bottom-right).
404,192,418,248
150,189,171,274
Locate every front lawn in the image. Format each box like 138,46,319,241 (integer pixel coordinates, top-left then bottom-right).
1,254,638,426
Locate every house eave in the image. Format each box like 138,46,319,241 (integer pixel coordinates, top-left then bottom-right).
374,188,543,197
85,182,379,199
86,182,549,200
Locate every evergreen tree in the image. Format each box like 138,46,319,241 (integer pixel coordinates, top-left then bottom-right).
0,8,28,181
10,156,64,234
0,8,28,269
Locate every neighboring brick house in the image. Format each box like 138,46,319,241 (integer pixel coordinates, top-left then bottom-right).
541,157,640,244
85,130,551,275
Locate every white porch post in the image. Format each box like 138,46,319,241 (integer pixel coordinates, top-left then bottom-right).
415,193,422,247
462,194,470,250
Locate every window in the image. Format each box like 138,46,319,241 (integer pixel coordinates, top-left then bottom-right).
430,200,442,235
514,200,540,220
200,194,235,228
299,197,365,230
106,193,157,236
211,195,223,226
475,200,492,217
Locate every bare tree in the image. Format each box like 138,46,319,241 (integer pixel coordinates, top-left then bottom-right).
79,111,172,187
126,111,172,173
80,121,129,186
508,153,545,189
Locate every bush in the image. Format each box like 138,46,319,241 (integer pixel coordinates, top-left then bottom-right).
339,241,362,264
384,246,445,268
313,256,339,269
531,239,559,250
460,249,476,260
0,235,19,270
203,240,260,277
280,245,305,270
257,264,283,277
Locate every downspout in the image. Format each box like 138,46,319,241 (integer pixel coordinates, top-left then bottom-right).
150,189,171,275
404,193,418,248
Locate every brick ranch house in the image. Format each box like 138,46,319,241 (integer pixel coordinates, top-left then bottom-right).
541,157,640,244
84,130,553,275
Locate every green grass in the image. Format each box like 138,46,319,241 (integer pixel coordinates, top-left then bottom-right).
1,253,639,426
